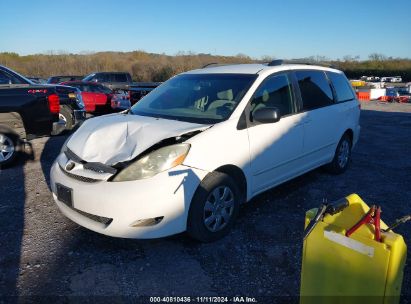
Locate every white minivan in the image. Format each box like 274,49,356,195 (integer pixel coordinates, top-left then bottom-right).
50,62,360,242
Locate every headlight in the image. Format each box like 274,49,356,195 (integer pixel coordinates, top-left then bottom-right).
112,143,190,182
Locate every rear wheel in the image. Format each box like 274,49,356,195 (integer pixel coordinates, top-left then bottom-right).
326,134,352,174
187,172,240,242
0,128,21,168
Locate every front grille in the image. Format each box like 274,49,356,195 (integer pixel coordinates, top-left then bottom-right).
59,165,100,183
73,207,113,226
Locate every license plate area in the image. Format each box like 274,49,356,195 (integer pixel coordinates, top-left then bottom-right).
56,183,73,207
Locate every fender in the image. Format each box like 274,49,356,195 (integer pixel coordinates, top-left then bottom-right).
0,112,26,139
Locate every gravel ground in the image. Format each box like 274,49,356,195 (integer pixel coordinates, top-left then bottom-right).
0,101,410,302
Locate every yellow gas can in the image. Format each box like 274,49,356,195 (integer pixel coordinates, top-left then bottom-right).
300,194,407,304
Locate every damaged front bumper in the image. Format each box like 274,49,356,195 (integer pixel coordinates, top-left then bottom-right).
50,153,209,239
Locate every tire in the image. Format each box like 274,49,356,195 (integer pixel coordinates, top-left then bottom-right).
0,127,21,168
187,172,240,242
325,133,352,174
59,106,73,131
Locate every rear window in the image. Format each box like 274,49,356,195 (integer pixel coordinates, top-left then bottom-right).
327,72,355,102
295,70,334,110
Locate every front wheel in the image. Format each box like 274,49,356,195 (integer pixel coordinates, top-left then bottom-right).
187,172,240,242
326,134,352,174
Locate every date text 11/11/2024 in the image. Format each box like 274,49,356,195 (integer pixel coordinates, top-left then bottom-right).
149,296,258,303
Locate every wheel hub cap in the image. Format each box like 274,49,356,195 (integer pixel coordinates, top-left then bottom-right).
203,186,235,232
338,140,350,168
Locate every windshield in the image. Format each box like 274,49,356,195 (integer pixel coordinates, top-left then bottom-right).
130,73,256,124
83,73,95,81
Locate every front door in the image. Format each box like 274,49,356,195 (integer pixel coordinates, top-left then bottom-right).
247,73,306,195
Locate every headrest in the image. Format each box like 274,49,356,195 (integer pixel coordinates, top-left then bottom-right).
217,89,233,101
262,90,269,102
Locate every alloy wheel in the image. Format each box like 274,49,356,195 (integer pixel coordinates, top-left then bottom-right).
0,134,15,163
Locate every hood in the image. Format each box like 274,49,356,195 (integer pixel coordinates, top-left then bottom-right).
66,113,209,165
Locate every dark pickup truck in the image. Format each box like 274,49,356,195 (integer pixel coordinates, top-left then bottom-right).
82,72,161,105
0,65,86,167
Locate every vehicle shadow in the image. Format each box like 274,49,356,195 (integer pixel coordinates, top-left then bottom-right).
0,142,34,300
40,135,68,190
27,164,216,298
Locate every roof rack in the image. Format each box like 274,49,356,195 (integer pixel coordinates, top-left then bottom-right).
267,59,335,68
202,62,250,69
267,59,284,66
202,63,220,68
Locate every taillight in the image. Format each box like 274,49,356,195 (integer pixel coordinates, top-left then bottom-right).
128,90,131,100
48,94,60,114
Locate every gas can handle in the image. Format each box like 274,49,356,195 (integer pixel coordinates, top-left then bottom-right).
326,198,349,215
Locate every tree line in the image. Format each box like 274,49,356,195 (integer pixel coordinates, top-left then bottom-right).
1,51,410,82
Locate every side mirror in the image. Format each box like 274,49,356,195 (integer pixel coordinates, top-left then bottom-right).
252,107,281,124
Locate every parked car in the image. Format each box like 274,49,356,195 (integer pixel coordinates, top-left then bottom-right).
51,62,360,242
83,72,133,91
47,75,84,84
56,86,86,132
391,76,402,83
394,88,411,103
111,90,131,111
61,81,113,114
0,65,85,167
82,72,160,104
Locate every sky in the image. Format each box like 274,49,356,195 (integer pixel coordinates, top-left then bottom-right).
0,0,410,60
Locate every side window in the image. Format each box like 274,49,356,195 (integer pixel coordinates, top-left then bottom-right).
295,70,334,110
0,70,22,85
0,71,11,84
250,74,294,117
95,74,107,82
114,74,127,82
327,72,355,103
